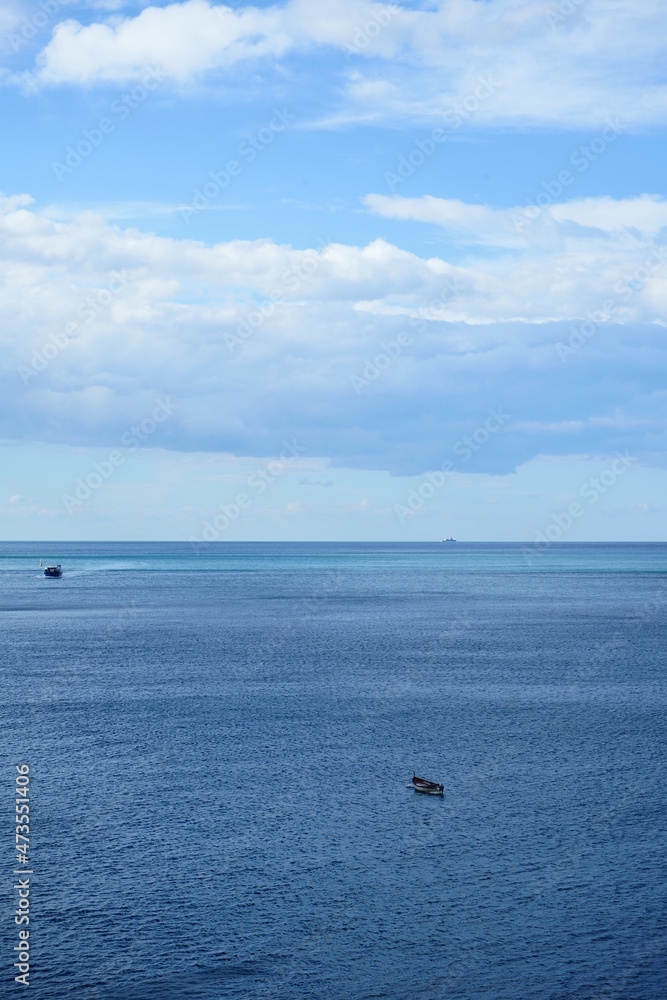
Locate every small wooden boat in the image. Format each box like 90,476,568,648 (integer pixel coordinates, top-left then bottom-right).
412,773,444,795
44,565,62,578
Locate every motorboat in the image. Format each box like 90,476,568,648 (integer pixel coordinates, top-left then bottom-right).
412,773,444,795
44,565,62,578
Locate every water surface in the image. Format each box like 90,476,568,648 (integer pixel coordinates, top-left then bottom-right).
1,543,666,998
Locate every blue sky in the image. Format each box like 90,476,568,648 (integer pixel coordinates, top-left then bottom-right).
1,0,667,541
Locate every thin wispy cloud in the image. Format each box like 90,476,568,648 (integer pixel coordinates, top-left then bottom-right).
365,193,667,249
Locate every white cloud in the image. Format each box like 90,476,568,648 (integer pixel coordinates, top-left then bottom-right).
1,192,667,476
32,0,398,84
366,194,523,249
366,193,667,254
40,1,290,84
3,192,667,332
551,196,667,236
22,0,667,129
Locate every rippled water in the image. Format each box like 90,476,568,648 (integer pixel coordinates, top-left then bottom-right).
1,542,666,998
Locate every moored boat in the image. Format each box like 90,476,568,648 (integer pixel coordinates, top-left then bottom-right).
44,565,62,578
412,773,444,795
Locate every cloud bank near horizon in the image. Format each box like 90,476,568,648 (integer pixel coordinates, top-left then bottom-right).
2,191,666,477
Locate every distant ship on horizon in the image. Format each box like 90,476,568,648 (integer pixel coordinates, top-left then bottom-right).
441,537,456,543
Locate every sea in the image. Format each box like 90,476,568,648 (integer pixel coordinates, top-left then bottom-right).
1,542,666,999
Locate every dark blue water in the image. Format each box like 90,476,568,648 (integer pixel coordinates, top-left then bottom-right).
1,542,666,998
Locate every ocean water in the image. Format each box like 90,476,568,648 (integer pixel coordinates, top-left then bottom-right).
1,542,666,999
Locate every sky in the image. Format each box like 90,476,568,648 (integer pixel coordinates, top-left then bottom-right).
1,0,667,542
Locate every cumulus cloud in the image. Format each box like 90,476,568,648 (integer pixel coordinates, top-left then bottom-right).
1,192,667,476
34,1,290,84
32,0,402,84
22,0,667,128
